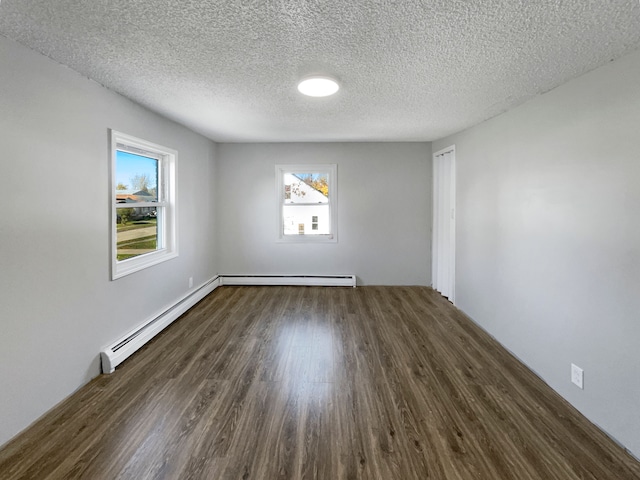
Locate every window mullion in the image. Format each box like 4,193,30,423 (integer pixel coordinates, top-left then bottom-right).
115,202,161,209
283,202,329,207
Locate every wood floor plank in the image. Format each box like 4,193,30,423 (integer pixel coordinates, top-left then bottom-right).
1,286,639,480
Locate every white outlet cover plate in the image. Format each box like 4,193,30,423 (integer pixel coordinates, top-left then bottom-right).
571,363,584,389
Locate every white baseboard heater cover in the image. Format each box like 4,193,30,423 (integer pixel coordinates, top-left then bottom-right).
101,273,354,374
100,276,220,374
220,274,356,288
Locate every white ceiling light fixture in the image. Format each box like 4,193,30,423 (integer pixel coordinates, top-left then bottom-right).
297,75,340,97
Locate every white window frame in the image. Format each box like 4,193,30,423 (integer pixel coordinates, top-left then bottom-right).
110,130,178,279
276,164,337,243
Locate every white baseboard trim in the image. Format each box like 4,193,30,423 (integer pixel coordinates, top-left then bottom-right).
100,275,221,374
220,274,356,288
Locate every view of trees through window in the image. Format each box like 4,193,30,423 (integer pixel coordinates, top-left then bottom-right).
115,151,160,261
297,174,328,197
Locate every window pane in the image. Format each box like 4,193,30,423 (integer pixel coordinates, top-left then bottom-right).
116,208,159,261
115,151,159,202
284,173,328,204
283,204,329,235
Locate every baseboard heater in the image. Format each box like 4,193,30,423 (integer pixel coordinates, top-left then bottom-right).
101,273,355,374
100,276,221,374
220,274,356,288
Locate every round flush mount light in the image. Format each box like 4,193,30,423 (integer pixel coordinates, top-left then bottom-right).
297,76,340,97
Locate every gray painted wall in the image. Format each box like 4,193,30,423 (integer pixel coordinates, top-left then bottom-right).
216,143,432,285
0,37,218,447
433,49,640,457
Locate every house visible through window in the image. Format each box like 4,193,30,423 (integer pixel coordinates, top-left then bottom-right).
115,151,159,260
111,130,177,279
276,164,337,242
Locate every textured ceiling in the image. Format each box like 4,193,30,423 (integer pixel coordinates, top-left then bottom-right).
1,1,640,142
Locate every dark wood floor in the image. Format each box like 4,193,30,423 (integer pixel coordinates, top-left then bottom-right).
1,286,639,479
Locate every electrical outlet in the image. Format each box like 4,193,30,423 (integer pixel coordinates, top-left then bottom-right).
571,363,584,389
188,277,193,289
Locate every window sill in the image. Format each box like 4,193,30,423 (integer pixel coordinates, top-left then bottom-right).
277,234,337,244
112,249,178,279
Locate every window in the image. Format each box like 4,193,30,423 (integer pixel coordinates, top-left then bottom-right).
276,164,337,242
110,130,177,279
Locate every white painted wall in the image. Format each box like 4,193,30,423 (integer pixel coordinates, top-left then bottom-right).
433,48,640,458
216,143,432,285
0,37,218,447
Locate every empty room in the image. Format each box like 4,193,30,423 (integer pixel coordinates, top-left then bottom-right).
1,1,640,479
